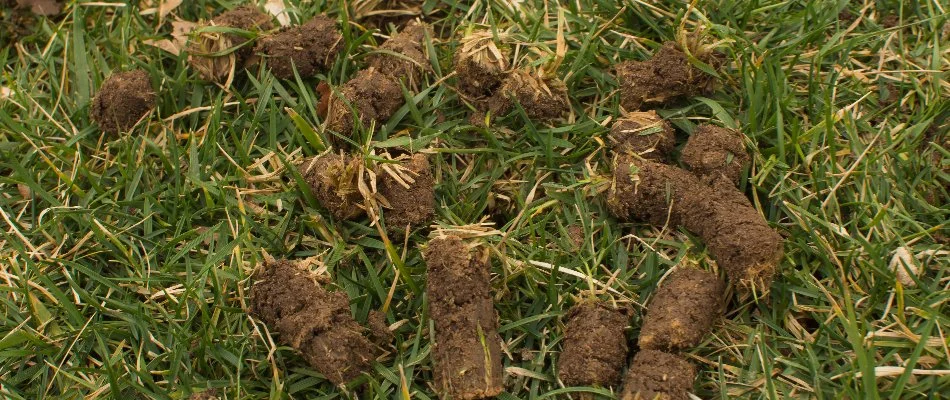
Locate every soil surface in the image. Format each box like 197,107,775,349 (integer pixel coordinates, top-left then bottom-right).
248,259,376,385
324,68,403,140
366,310,393,346
608,111,677,161
557,301,630,387
619,350,696,400
378,153,435,232
355,0,425,30
187,6,274,82
454,43,508,100
368,21,430,87
680,124,750,186
639,268,724,351
615,42,719,111
607,157,783,291
90,69,156,134
255,15,342,79
487,69,569,121
424,236,504,400
299,153,365,220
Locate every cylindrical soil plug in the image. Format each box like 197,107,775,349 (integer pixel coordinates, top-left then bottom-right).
638,268,724,351
557,301,630,387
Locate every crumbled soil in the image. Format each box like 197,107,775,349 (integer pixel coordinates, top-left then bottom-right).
366,310,393,346
454,42,508,100
0,7,36,46
368,20,431,87
638,268,724,351
424,236,504,400
255,15,342,79
298,153,365,220
378,153,435,232
608,111,677,161
619,350,696,400
880,13,899,29
189,389,219,400
487,69,569,121
90,70,156,134
324,68,404,140
680,124,750,186
248,259,377,385
615,42,720,111
557,301,630,387
187,6,274,82
354,0,424,30
607,157,783,291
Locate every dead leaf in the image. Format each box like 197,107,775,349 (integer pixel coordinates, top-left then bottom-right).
889,246,920,287
264,0,291,27
139,0,183,20
143,19,197,56
16,0,62,16
0,87,12,100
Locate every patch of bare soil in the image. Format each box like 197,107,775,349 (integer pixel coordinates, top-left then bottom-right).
255,15,342,79
323,68,403,139
367,20,431,87
638,268,724,351
90,70,156,134
487,69,569,122
453,32,509,100
619,350,695,400
248,259,377,385
377,153,435,232
557,301,630,388
424,236,503,400
680,124,750,186
608,111,677,161
615,41,720,111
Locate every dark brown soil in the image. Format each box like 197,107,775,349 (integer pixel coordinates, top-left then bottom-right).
378,153,435,232
255,15,342,79
187,6,274,82
619,350,695,400
454,43,508,100
368,20,431,87
638,268,724,351
366,310,393,346
608,111,677,161
680,124,750,186
557,301,630,387
607,157,783,291
1,6,36,46
424,236,504,400
298,153,365,220
248,259,377,385
90,70,156,134
486,69,569,122
324,68,404,139
615,42,719,111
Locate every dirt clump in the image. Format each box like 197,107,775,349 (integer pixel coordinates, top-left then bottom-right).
638,268,724,351
619,350,695,400
366,310,393,346
90,70,156,134
608,111,677,161
680,124,750,186
324,68,404,140
248,259,377,385
377,153,435,232
424,236,504,400
187,6,274,82
557,301,630,387
487,69,569,121
453,32,509,100
13,0,61,16
368,20,431,87
255,15,342,79
607,157,783,292
352,0,424,30
299,153,366,220
615,41,719,111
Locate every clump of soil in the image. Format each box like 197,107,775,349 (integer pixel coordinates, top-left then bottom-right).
248,259,377,385
367,20,431,87
680,124,750,186
615,41,720,111
324,68,404,139
187,6,274,82
487,69,570,121
13,0,61,16
352,0,424,30
90,70,156,134
366,310,393,346
299,153,365,220
255,15,342,79
557,301,630,387
619,350,696,400
424,236,504,400
607,157,783,291
608,111,677,161
454,31,509,100
638,268,724,351
377,153,435,232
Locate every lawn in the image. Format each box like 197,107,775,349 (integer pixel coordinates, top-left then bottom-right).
0,0,947,399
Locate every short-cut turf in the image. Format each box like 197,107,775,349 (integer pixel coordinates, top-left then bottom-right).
0,1,946,399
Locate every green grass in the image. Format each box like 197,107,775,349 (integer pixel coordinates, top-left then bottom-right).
0,0,947,399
